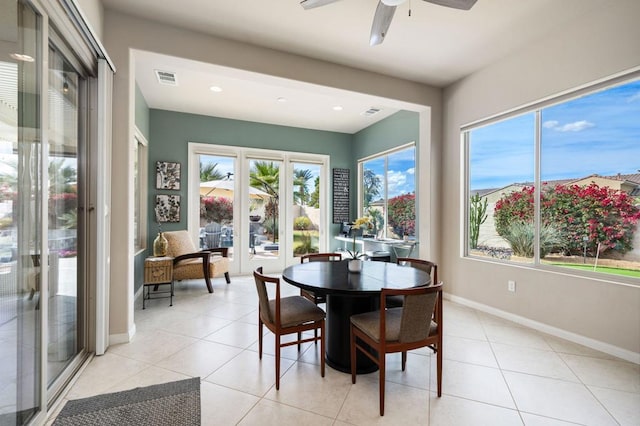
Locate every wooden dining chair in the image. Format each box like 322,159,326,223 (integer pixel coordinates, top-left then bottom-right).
299,252,342,305
386,257,438,308
350,281,444,416
253,267,326,390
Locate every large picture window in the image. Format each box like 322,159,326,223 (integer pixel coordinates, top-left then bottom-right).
360,144,416,239
466,78,640,280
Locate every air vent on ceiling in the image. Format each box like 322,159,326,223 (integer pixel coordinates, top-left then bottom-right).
155,70,177,86
361,107,381,117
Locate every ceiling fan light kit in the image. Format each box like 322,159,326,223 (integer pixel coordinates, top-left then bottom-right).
300,0,478,45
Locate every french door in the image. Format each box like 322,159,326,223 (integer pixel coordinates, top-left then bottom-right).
189,144,328,275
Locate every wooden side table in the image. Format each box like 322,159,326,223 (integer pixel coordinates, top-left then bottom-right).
143,256,174,309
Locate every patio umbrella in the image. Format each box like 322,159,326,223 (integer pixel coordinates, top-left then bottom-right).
199,180,271,199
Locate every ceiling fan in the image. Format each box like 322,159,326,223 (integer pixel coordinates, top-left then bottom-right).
300,0,478,46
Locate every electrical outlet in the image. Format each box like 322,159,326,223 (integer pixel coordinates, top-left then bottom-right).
508,280,516,292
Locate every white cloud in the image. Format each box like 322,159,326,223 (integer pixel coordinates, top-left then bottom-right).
628,91,640,103
406,167,415,175
543,120,595,132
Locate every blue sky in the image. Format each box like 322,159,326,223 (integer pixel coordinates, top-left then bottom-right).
470,79,640,190
364,146,416,198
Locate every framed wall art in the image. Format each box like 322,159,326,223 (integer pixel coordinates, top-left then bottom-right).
155,195,181,222
156,161,181,190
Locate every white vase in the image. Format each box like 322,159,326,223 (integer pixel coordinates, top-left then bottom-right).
348,259,363,273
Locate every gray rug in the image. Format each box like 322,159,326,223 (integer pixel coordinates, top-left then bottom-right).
53,377,200,426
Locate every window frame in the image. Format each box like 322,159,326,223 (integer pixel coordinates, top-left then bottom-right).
358,142,416,240
133,127,148,253
462,72,640,284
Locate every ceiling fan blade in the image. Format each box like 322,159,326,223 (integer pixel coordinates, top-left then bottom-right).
300,0,342,10
370,2,397,46
423,0,477,10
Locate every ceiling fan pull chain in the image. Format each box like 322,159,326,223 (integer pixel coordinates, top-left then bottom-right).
408,0,412,17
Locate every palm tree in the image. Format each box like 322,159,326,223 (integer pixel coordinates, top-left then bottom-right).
250,161,280,242
49,158,77,194
293,168,313,205
309,176,320,208
200,162,225,182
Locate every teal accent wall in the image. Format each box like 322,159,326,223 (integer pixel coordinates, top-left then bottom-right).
147,109,353,252
135,83,150,139
136,108,419,287
352,110,419,161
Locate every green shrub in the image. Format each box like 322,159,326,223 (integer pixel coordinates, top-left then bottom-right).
294,216,312,230
502,221,562,258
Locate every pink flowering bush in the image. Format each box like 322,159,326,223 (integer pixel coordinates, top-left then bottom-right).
494,183,640,256
200,196,233,224
388,193,415,237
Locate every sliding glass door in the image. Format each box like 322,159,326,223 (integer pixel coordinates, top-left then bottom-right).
46,39,88,394
0,1,42,423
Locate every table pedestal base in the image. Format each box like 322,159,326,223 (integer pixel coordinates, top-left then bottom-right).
326,294,379,374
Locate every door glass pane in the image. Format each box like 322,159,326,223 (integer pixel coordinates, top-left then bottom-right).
249,160,280,260
362,157,385,238
47,44,84,386
199,155,235,261
0,1,42,423
292,163,321,257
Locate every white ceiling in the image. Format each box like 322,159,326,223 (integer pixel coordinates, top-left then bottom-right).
102,0,608,133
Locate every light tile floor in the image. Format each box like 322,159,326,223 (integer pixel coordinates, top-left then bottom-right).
50,275,640,425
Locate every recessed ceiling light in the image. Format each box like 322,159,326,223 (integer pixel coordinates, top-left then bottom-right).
10,53,34,62
277,97,287,103
210,86,222,92
333,105,343,111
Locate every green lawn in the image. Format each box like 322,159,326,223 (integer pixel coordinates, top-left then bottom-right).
293,230,319,254
548,263,640,278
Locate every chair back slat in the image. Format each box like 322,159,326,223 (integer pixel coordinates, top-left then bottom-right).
396,257,437,283
301,253,342,263
381,282,443,343
400,291,438,343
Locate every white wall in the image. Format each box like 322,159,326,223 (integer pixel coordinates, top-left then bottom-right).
75,0,103,40
442,0,640,358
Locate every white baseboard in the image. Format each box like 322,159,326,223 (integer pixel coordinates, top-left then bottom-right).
108,287,143,346
109,322,136,346
446,293,640,365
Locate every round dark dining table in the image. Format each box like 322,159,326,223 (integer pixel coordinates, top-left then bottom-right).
282,259,431,374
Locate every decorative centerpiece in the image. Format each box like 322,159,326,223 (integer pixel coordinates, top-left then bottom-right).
346,216,371,273
153,206,168,257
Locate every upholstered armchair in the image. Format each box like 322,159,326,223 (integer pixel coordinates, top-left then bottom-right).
163,230,230,293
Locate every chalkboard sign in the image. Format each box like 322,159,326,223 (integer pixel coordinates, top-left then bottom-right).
332,168,350,224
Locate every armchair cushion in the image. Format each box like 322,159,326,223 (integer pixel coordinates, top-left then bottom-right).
163,230,230,293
